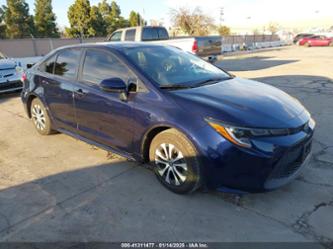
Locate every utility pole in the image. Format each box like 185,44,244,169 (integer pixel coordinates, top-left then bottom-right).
219,7,224,26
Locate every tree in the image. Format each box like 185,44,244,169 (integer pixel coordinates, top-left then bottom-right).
252,28,260,35
90,5,106,36
3,0,35,38
217,25,230,36
34,0,59,37
267,22,279,35
66,0,95,38
98,0,127,34
170,7,215,36
129,11,141,27
0,6,6,38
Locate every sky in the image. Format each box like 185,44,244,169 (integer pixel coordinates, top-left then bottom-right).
0,0,332,32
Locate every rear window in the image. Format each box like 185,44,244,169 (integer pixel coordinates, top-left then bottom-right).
157,28,169,40
54,49,80,79
40,54,57,74
125,29,136,41
142,27,169,41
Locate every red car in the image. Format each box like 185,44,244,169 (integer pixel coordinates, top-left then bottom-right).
298,35,333,47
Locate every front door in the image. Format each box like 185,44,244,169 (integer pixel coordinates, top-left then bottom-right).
74,48,135,153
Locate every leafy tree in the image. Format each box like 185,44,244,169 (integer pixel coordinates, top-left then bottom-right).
129,11,142,26
170,7,215,36
0,6,6,38
66,0,95,38
98,0,127,34
90,5,106,36
217,25,231,36
267,22,279,35
34,0,59,37
3,0,35,38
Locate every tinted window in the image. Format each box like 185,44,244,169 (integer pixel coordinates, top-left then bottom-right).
82,49,131,85
125,29,136,41
54,49,80,79
40,54,57,74
157,28,169,40
142,28,159,41
110,31,122,41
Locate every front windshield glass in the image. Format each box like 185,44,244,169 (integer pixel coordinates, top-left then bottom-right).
120,46,230,88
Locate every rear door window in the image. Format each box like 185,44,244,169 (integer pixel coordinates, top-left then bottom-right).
125,29,136,41
54,49,81,79
110,31,122,41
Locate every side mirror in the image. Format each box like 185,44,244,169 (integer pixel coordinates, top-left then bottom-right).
100,78,127,93
27,63,35,69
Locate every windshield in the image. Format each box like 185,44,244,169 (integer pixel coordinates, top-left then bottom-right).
120,46,231,88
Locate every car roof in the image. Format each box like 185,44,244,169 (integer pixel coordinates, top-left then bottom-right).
53,42,167,52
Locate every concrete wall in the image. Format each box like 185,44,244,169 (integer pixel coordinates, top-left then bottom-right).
0,35,281,58
0,37,105,58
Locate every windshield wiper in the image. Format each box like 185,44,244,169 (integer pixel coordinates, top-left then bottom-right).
195,77,231,87
159,84,195,90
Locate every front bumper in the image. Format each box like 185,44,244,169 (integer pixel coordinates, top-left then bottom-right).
193,124,314,193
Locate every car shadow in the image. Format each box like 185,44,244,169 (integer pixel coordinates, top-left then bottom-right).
0,152,331,242
0,92,21,104
215,56,298,71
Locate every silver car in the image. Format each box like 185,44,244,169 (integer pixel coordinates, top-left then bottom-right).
0,56,23,94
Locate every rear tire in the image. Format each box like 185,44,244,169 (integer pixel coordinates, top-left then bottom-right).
30,98,53,135
329,42,333,47
149,129,202,194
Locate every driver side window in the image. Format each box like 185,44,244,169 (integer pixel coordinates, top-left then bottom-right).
81,49,134,87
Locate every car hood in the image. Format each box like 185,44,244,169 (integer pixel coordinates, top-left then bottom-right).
169,78,310,128
0,59,17,70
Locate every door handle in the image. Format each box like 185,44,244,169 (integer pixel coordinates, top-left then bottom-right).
75,88,87,97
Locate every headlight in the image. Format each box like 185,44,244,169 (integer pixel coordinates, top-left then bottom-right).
206,117,315,148
308,117,316,130
206,120,253,148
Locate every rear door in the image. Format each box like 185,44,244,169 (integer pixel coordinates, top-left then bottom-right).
38,48,80,132
74,48,135,153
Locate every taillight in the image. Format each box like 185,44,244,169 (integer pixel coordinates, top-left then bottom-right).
21,72,27,83
192,40,198,54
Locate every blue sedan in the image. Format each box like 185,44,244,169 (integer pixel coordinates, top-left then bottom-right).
21,43,315,194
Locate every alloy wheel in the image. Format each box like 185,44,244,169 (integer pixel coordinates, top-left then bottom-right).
155,143,188,186
31,104,46,131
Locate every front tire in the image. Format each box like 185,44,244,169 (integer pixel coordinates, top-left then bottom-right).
304,42,311,47
149,129,202,194
30,98,53,135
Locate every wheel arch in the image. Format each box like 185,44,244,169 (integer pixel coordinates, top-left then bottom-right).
26,94,39,118
141,125,172,163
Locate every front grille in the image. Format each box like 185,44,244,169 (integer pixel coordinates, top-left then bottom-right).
0,81,23,91
268,141,312,180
